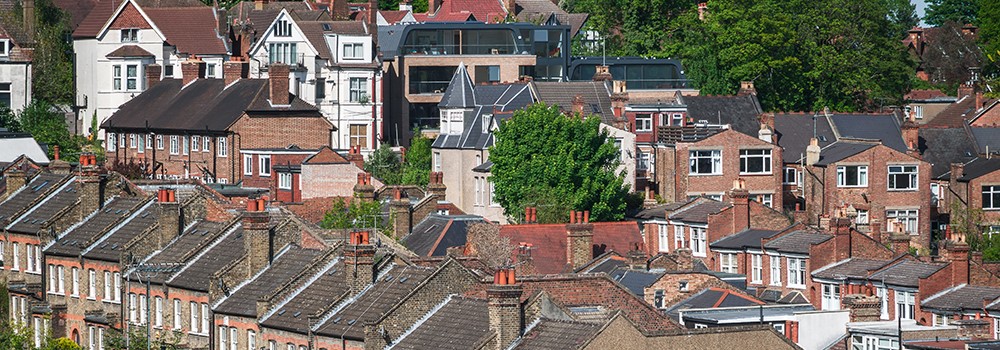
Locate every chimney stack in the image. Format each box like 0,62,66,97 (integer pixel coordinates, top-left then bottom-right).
523,207,537,224
784,320,799,344
758,123,774,143
255,0,268,10
958,83,974,99
889,231,910,255
429,0,442,14
950,242,970,285
156,188,182,248
806,138,821,166
729,179,750,233
243,197,273,274
488,268,523,350
353,172,376,201
389,187,411,238
571,94,585,116
345,231,376,295
399,0,413,11
181,57,205,86
592,65,612,82
77,153,106,216
145,64,161,89
567,210,594,269
268,63,291,105
4,169,27,199
346,145,365,169
23,0,34,35
427,171,446,201
843,294,881,322
737,81,756,96
223,58,248,86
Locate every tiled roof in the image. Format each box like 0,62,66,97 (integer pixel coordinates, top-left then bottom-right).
970,127,1000,154
683,94,763,137
315,265,436,339
531,81,617,125
763,230,832,254
144,220,228,278
666,287,763,312
300,20,367,60
302,147,349,164
72,0,214,39
166,226,245,292
499,222,643,274
402,214,487,257
105,45,156,58
260,259,349,333
144,7,228,55
813,141,878,166
926,95,977,128
710,229,781,251
432,83,532,150
919,128,977,179
922,285,1000,312
45,197,147,257
0,173,68,223
388,296,490,350
512,318,602,350
7,179,80,234
379,10,410,24
608,268,663,297
828,113,907,152
774,113,837,162
905,89,953,102
868,260,947,288
51,0,100,30
668,200,729,224
441,0,506,23
82,204,158,262
811,258,891,281
286,196,346,225
631,202,687,220
438,64,476,108
214,245,326,317
102,78,322,133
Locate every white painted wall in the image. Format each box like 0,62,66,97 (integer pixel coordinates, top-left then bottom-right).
603,123,637,191
0,61,31,111
795,310,850,350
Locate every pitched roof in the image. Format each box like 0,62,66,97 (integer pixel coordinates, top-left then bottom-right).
499,222,643,274
302,147,349,164
811,258,892,281
813,141,878,166
314,265,436,339
105,45,156,58
0,173,69,223
402,214,487,257
922,284,1000,312
763,230,833,254
512,318,602,350
166,226,245,292
827,113,907,152
260,258,349,333
682,95,763,137
607,268,663,297
44,197,147,257
102,78,322,133
926,95,977,128
868,260,947,288
905,89,954,102
213,245,326,317
774,113,837,162
7,179,80,234
531,81,617,125
955,157,1000,182
668,200,729,224
710,229,782,251
438,64,476,108
0,132,51,164
919,128,977,179
388,296,491,350
144,7,228,55
432,83,533,150
632,202,687,220
970,127,1000,154
144,220,228,273
51,0,101,30
82,204,158,262
666,287,763,312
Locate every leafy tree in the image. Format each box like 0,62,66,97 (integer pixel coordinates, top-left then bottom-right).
922,21,984,87
401,132,432,186
364,144,402,184
32,0,74,105
103,326,181,350
0,322,32,350
489,103,629,223
320,196,386,231
925,0,979,26
0,106,22,132
18,100,80,162
980,0,1000,80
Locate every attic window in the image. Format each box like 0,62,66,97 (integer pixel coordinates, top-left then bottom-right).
678,281,689,292
274,20,293,37
322,23,332,31
120,29,139,43
0,39,9,56
589,104,601,114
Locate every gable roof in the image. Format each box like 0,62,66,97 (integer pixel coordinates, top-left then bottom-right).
82,204,158,262
105,45,156,58
513,0,588,37
954,157,1000,182
302,146,349,164
811,258,892,281
531,81,617,125
813,141,879,166
668,200,729,224
7,178,80,234
512,318,602,350
143,7,228,55
433,83,533,150
402,214,487,256
773,113,837,162
682,94,763,137
388,296,490,350
166,226,246,292
259,258,349,333
868,260,947,288
666,287,764,314
827,113,907,152
213,245,327,317
314,265,436,339
764,230,833,254
919,128,977,179
607,268,663,297
921,284,1000,313
710,229,782,251
0,173,70,223
926,95,978,128
499,222,643,274
44,197,147,257
0,131,51,165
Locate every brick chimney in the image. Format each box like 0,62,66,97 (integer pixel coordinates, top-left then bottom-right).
977,91,985,111
610,81,628,119
255,0,268,10
353,172,376,201
49,146,72,174
958,83,974,99
737,81,756,96
389,188,411,239
145,64,161,89
567,210,594,269
156,188,182,248
223,58,248,86
181,57,205,86
77,153,106,216
243,197,273,274
4,168,27,199
843,294,881,322
949,242,970,285
345,230,376,295
889,231,910,255
730,179,750,233
902,113,919,156
806,137,821,166
427,171,446,201
346,145,365,169
784,320,799,344
488,268,523,350
523,207,537,224
592,65,612,82
831,216,852,261
269,63,291,105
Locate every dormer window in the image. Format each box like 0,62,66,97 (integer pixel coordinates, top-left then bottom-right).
343,43,364,59
0,39,9,56
274,20,292,37
121,29,139,43
440,110,464,135
482,115,492,133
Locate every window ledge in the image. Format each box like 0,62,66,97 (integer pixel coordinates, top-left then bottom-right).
689,173,722,177
836,185,868,188
887,189,917,192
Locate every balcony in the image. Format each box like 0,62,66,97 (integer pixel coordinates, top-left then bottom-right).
400,43,524,56
262,53,308,72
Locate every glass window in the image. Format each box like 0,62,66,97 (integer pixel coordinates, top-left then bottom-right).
248,331,256,350
273,20,292,37
220,326,228,350
343,43,364,59
0,39,8,57
189,302,198,333
103,271,111,301
88,269,96,299
877,287,889,320
636,114,652,132
689,150,721,175
984,186,1000,210
886,209,918,235
126,65,138,90
244,154,253,176
315,78,326,100
155,297,163,328
690,227,706,257
120,29,138,43
674,225,685,250
887,165,918,191
218,137,228,157
114,272,121,302
201,303,209,334
350,124,368,148
750,193,773,208
204,136,211,152
751,254,762,283
279,173,293,190
156,135,163,150
259,155,271,177
720,253,737,273
787,257,805,288
113,65,122,91
268,42,297,64
822,284,841,310
895,290,915,320
192,136,200,152
740,149,772,174
489,180,499,207
182,136,189,155
434,152,441,172
206,64,217,79
137,134,145,153
129,134,136,148
856,209,869,225
170,136,179,155
783,167,799,185
350,78,368,103
837,165,868,187
173,299,181,330
931,183,941,207
107,133,116,151
657,224,669,252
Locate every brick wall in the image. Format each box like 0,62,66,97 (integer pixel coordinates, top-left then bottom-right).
672,130,783,208
108,3,153,29
644,272,747,309
375,260,479,346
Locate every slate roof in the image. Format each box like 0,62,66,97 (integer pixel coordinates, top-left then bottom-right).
0,173,68,223
438,64,475,108
811,258,892,281
531,81,616,124
102,79,322,133
608,268,663,297
7,179,80,234
668,200,729,224
926,95,977,128
512,318,602,350
82,204,158,262
921,285,1000,312
683,95,763,137
315,265,435,339
579,254,627,274
632,202,687,220
813,141,878,166
45,197,146,257
665,288,763,315
432,80,532,150
828,113,907,152
144,220,228,275
774,113,837,162
401,214,487,257
214,245,326,317
764,230,833,254
260,259,348,333
709,229,782,251
389,296,490,350
919,128,977,178
868,260,947,288
166,226,245,292
955,157,1000,182
499,222,644,274
970,127,1000,155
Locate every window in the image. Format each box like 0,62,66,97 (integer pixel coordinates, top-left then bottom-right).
57,266,65,294
887,165,918,191
103,271,111,301
244,154,253,176
0,39,8,57
129,294,137,323
350,124,368,148
137,134,145,153
931,183,941,207
119,133,126,148
273,20,292,37
751,254,762,283
279,173,292,190
674,225,685,250
739,149,772,174
0,241,3,264
895,290,915,320
657,224,669,252
474,177,483,206
434,152,441,172
182,136,189,155
886,209,918,235
192,136,200,152
230,327,238,350
155,297,163,328
201,303,209,334
343,43,364,59
33,245,40,273
248,331,256,350
913,105,924,119
129,134,136,148
268,43,298,64
126,65,138,90
672,113,684,126
156,135,163,150
88,269,96,299
259,155,271,177
985,186,1000,210
203,136,211,152
690,227,706,257
269,341,277,350
877,287,889,320
653,290,665,308
856,209,869,225
315,78,326,100
139,294,147,325
107,133,116,151
750,193,773,208
206,64,217,79
120,29,138,42
11,243,18,271
850,335,899,350
689,150,721,175
934,313,949,326
170,136,179,155
635,114,652,132
173,299,181,330
114,273,121,302
113,65,122,91
637,150,650,171
218,137,228,157
220,326,228,350
783,167,799,185
837,165,868,187
48,265,56,293
189,302,198,333
489,180,499,207
720,253,737,273
787,257,805,288
822,284,841,310
350,78,368,103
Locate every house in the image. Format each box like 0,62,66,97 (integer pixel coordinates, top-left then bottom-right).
72,0,229,137
0,0,33,111
904,89,956,124
101,59,334,184
400,213,487,257
925,84,992,128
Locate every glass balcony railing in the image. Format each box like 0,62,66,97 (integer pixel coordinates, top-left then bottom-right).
400,44,524,56
409,80,451,94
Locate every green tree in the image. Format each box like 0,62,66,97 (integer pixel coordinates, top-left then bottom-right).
364,144,402,184
401,132,432,186
925,0,979,26
980,0,1000,80
489,103,629,223
103,327,181,350
0,106,22,132
18,100,80,162
320,196,385,231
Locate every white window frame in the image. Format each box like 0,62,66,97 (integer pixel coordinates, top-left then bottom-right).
350,78,368,103
201,303,209,334
690,226,706,257
156,135,163,150
895,290,915,320
129,134,137,148
657,224,669,252
674,225,685,250
113,272,121,302
783,167,799,185
0,39,9,57
739,149,772,175
822,284,841,310
88,269,96,300
173,299,181,330
886,209,918,235
856,209,870,225
343,43,364,59
57,265,65,294
108,134,116,151
11,242,18,271
433,152,441,172
259,155,271,177
931,183,941,207
230,327,238,350
243,154,253,176
192,136,200,152
985,185,1000,210
103,271,111,301
635,113,653,132
887,165,918,191
489,180,499,207
182,136,189,155
113,65,122,91
837,165,868,187
120,28,139,43
218,137,228,157
220,326,229,350
169,136,178,155
278,172,292,190
689,150,722,175
189,301,198,334
786,257,806,288
877,287,889,320
155,296,163,328
248,330,256,350
720,253,737,273
751,254,762,283
750,193,773,208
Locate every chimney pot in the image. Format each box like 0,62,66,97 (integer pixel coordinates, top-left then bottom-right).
223,60,248,86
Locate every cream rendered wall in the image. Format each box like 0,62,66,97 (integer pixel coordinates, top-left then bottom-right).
603,123,637,191
0,62,31,111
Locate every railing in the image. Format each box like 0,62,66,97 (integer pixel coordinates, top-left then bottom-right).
657,125,725,144
409,80,451,94
262,53,308,70
400,44,524,56
630,79,691,90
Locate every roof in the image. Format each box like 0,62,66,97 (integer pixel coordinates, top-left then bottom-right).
144,220,228,270
926,95,977,128
813,141,878,166
763,230,833,254
260,258,349,333
955,157,1000,182
868,260,947,288
709,229,782,251
666,288,764,315
388,296,490,350
213,246,326,317
922,284,1000,312
512,318,602,350
970,127,1000,154
0,133,51,164
919,128,977,179
105,45,156,58
607,268,663,297
379,10,410,24
402,214,487,256
812,258,892,281
315,265,436,339
102,78,322,133
828,113,907,152
7,178,80,234
499,222,644,274
631,202,687,220
82,204,158,262
531,81,617,124
683,94,763,137
302,147,349,164
668,200,729,224
674,304,814,325
438,64,476,108
44,197,146,257
432,83,533,150
301,20,368,60
144,7,228,55
166,226,245,292
774,113,837,162
513,0,588,37
905,89,954,102
51,0,100,30
0,173,68,223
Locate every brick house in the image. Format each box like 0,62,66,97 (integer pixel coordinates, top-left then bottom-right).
101,59,334,184
240,146,316,203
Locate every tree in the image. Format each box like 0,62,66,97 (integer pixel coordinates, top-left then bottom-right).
401,132,432,186
980,0,1000,81
18,100,80,162
922,21,984,87
320,196,386,232
364,144,402,185
489,103,629,223
925,0,979,26
0,106,22,132
103,327,181,350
